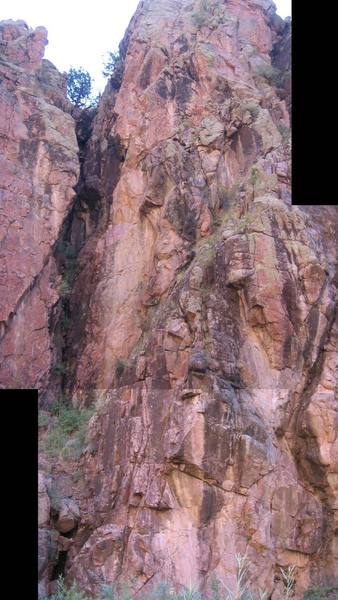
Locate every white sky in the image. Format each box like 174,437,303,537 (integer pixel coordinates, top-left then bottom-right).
1,0,291,95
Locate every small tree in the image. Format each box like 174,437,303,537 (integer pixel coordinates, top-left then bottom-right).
102,51,120,78
67,67,92,108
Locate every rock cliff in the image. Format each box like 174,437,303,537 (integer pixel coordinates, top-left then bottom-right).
0,20,79,394
1,2,337,599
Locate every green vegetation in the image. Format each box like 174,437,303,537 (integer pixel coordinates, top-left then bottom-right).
303,586,338,600
100,582,133,600
60,313,71,332
277,122,291,143
115,358,127,378
43,578,203,600
217,184,230,210
249,166,260,199
67,67,92,108
55,242,78,310
38,410,49,428
59,277,71,298
53,361,68,376
91,93,102,108
57,406,90,434
242,102,260,119
56,240,78,299
41,567,338,600
249,167,259,188
71,470,83,484
218,184,240,211
101,50,124,89
40,404,94,460
57,241,77,260
102,51,121,78
50,395,67,417
43,559,301,600
256,64,283,87
195,233,218,268
42,577,95,600
191,0,211,28
59,264,78,298
280,566,296,600
192,11,209,28
216,554,267,600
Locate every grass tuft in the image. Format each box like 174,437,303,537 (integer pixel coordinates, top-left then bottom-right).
41,551,301,600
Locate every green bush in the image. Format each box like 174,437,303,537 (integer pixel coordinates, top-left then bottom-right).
102,51,120,78
58,407,86,434
242,102,260,119
50,396,67,417
304,587,338,600
67,67,92,108
256,64,283,87
42,425,67,459
43,577,95,600
41,405,94,460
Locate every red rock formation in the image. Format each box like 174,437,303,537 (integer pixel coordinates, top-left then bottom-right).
1,2,337,599
63,1,336,596
0,20,79,394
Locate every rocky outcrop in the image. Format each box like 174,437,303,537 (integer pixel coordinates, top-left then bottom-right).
58,1,335,597
65,200,337,597
1,2,337,599
69,0,292,396
0,20,79,395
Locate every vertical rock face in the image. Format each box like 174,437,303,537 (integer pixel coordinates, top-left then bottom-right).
0,20,79,393
1,2,337,599
58,1,336,597
69,0,292,394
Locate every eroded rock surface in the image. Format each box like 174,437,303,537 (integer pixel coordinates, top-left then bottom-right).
61,1,336,597
0,20,79,394
1,3,337,599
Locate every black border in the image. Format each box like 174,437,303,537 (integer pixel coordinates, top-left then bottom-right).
292,0,337,205
1,390,38,595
